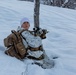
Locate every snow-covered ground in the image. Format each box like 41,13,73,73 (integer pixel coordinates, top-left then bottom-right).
0,0,76,75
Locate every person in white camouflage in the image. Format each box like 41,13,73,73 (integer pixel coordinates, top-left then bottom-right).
17,17,44,60
4,17,46,60
4,17,54,69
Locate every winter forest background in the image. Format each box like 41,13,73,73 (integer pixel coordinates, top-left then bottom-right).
20,0,76,10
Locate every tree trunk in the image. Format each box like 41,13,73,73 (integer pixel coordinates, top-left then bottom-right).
34,0,40,28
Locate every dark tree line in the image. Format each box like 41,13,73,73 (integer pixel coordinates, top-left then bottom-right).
19,0,33,2
41,0,76,9
19,0,76,10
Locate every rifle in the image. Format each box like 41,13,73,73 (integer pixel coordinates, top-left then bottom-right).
33,27,48,39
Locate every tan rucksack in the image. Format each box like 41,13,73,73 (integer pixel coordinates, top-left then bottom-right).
4,30,27,59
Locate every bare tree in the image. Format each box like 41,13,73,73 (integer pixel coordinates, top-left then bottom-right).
34,0,40,28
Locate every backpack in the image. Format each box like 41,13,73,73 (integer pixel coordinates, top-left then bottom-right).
4,30,27,59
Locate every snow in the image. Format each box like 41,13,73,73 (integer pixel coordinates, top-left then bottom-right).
0,0,76,75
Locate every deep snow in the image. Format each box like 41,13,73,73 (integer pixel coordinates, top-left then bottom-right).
0,0,76,75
